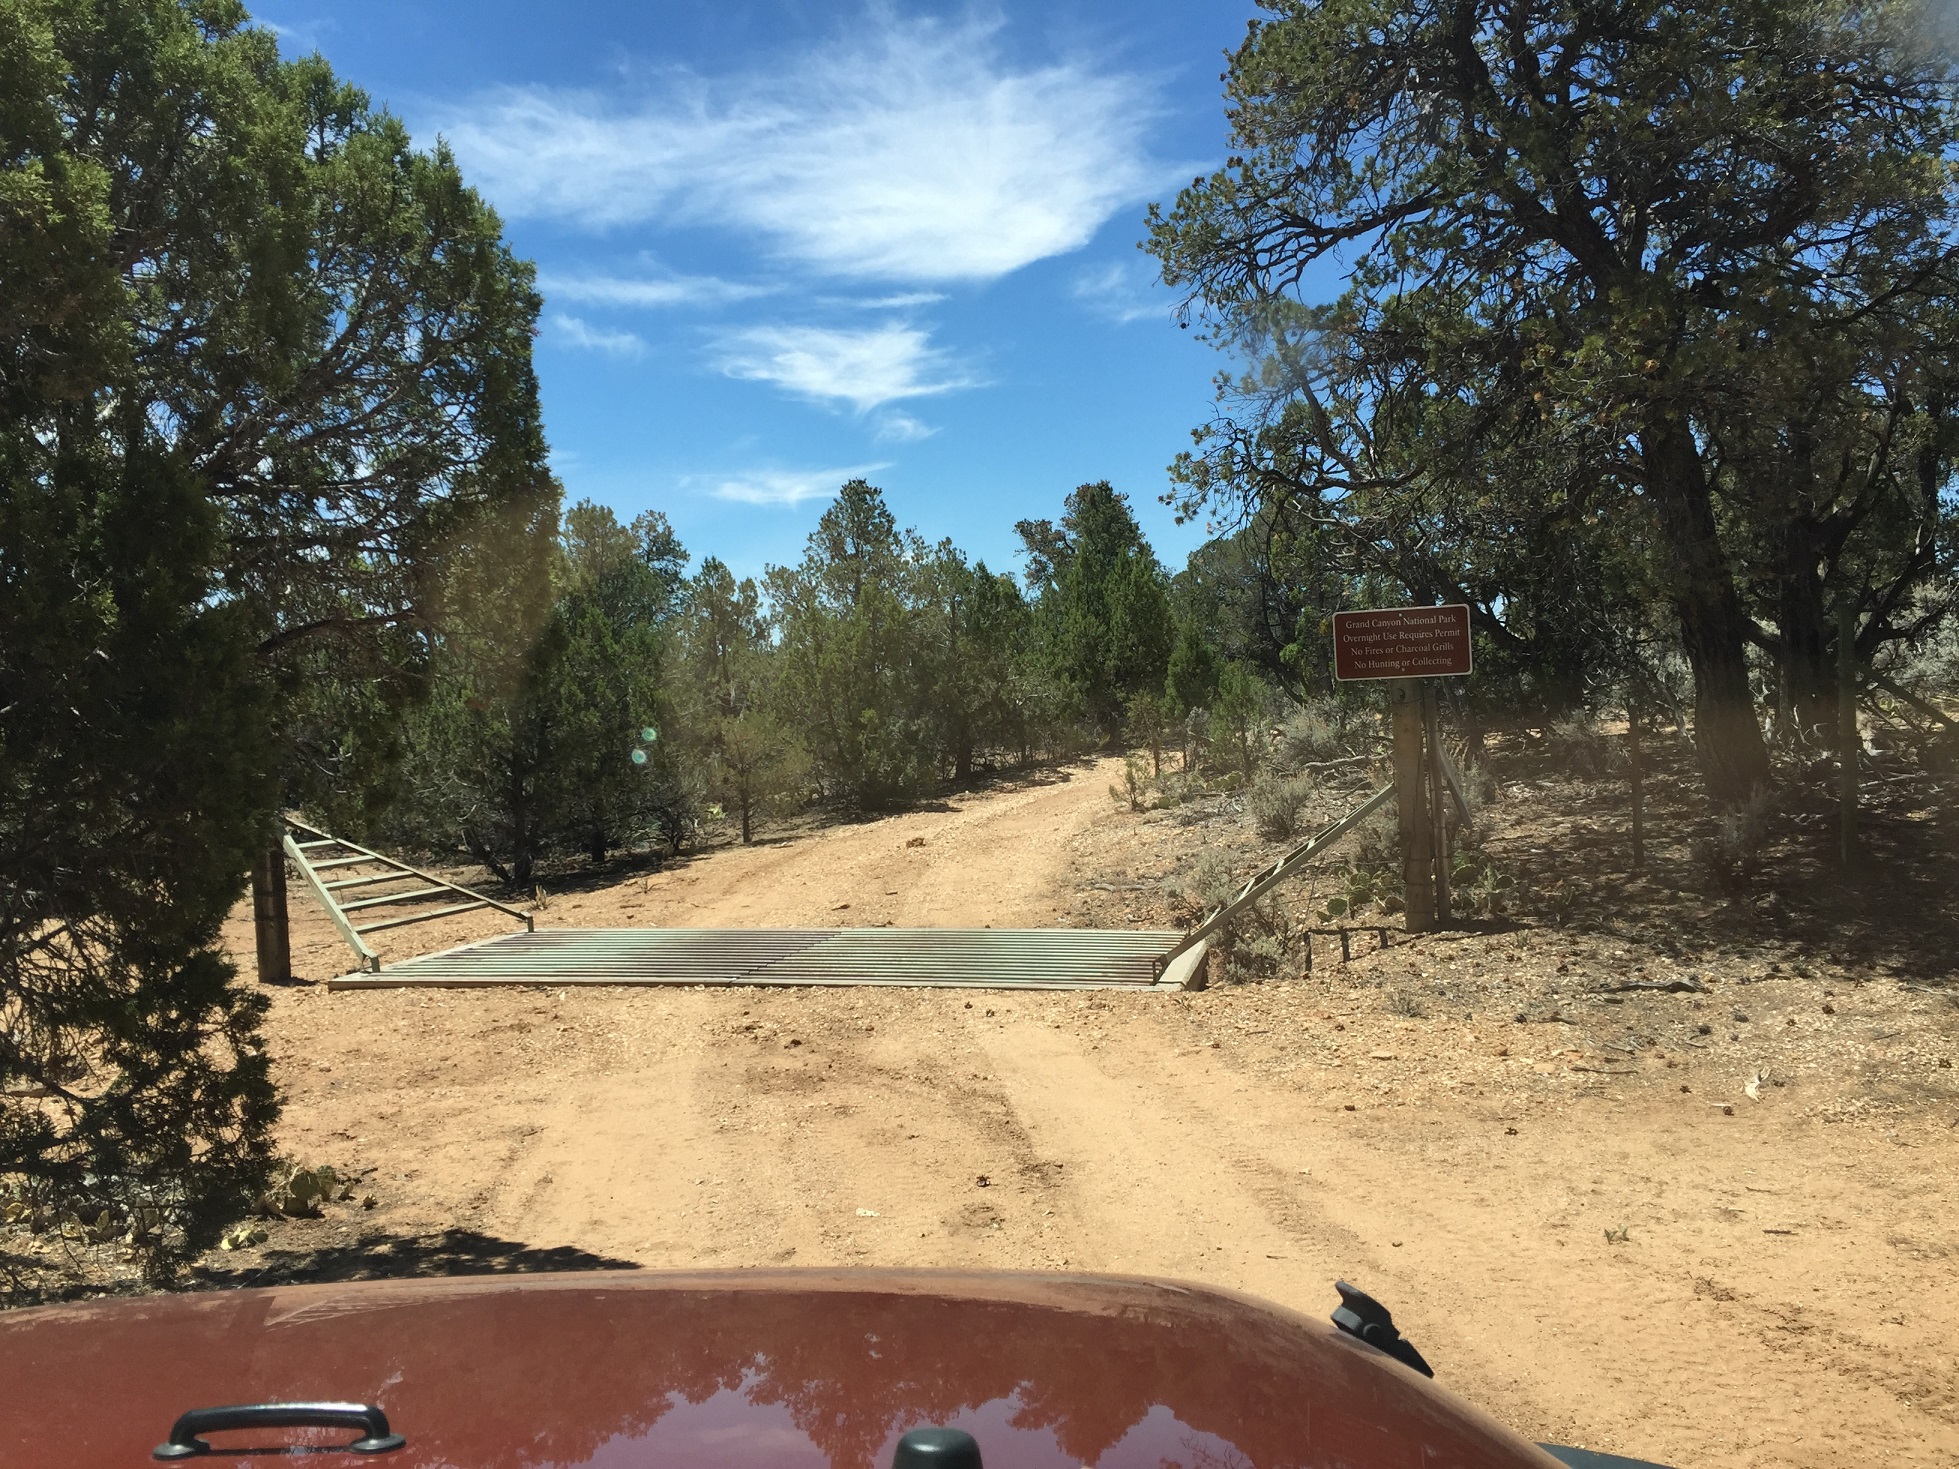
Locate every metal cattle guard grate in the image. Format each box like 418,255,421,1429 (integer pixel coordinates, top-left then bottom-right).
327,926,1206,992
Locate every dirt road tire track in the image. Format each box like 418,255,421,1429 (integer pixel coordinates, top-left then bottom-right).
235,758,1959,1469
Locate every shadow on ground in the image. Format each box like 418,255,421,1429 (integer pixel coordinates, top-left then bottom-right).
188,1228,641,1291
1479,725,1959,986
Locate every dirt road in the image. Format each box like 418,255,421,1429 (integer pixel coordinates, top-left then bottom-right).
253,765,1112,983
226,758,1959,1469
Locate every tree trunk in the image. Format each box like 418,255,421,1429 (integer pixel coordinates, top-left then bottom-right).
1776,519,1834,739
1839,601,1858,863
1628,701,1644,873
739,792,753,845
1449,682,1484,761
1642,415,1771,804
508,766,538,887
463,826,513,885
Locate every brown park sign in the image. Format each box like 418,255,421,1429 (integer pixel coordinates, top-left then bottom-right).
1332,604,1473,681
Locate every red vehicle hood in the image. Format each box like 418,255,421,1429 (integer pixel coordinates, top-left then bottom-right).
0,1269,1564,1469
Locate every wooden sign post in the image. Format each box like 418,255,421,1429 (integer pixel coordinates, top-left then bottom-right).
1423,682,1450,924
1334,606,1473,933
1386,679,1436,931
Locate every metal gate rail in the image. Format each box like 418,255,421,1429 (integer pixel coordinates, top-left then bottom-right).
1158,782,1396,968
284,816,531,973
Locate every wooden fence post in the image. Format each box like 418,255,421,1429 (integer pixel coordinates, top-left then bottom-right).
1390,679,1436,932
251,844,291,985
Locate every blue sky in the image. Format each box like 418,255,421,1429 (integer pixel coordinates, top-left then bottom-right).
253,1,1273,582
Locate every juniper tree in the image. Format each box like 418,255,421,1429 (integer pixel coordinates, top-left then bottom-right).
768,482,935,809
1017,482,1174,738
1164,616,1220,717
2,0,548,1273
916,543,1038,780
680,557,802,845
0,449,280,1283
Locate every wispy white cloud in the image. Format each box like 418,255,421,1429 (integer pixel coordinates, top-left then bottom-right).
541,270,769,309
437,15,1175,283
843,292,949,310
871,410,937,443
550,313,645,356
250,10,334,46
712,323,977,413
1071,258,1164,324
705,464,891,507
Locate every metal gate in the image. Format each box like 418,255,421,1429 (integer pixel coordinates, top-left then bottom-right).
283,816,530,973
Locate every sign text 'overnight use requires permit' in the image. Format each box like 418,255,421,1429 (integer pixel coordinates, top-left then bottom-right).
1332,605,1473,681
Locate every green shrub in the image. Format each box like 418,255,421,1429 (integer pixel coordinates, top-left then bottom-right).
1248,772,1315,840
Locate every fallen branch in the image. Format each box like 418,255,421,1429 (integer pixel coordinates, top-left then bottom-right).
1595,977,1708,995
1869,671,1959,733
1296,754,1374,772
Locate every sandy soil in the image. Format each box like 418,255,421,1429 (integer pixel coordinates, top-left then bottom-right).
187,753,1959,1469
